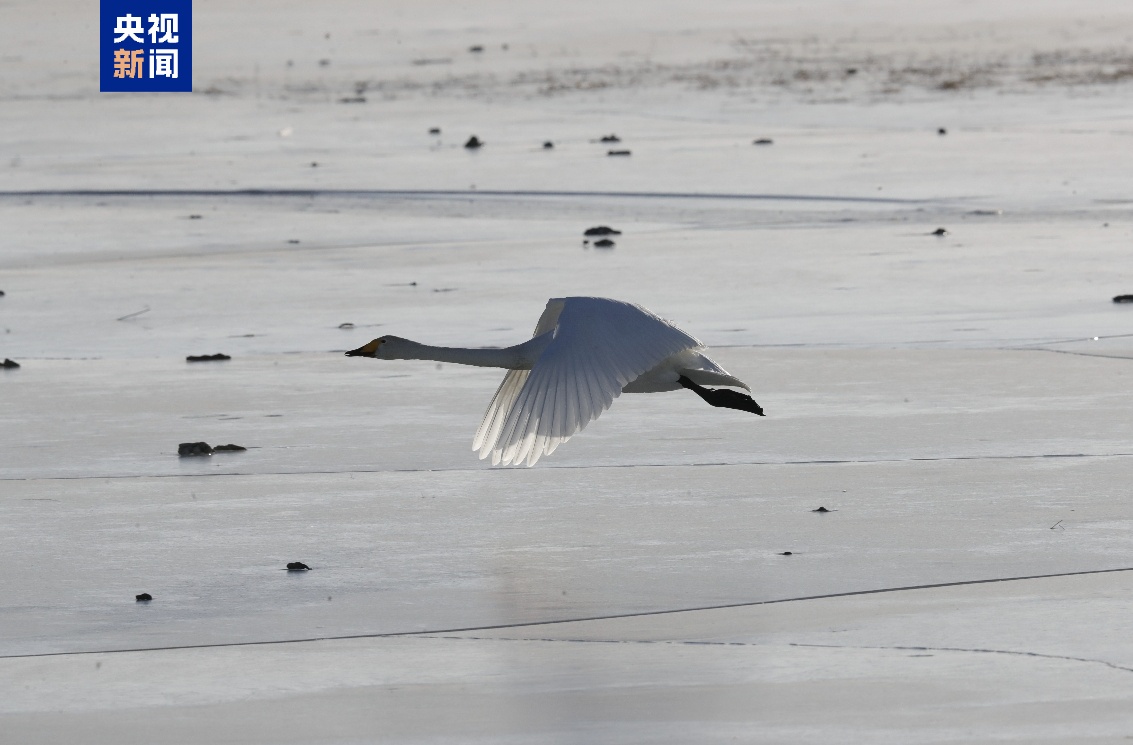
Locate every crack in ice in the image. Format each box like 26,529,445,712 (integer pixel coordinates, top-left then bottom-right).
407,636,1133,674
3,566,1132,660
789,642,1133,674
4,450,1133,483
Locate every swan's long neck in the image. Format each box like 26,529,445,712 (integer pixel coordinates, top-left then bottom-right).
392,333,550,369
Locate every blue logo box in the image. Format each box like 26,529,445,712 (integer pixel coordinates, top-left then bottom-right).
100,0,192,92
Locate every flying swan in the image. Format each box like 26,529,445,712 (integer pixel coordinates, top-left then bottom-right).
346,297,763,466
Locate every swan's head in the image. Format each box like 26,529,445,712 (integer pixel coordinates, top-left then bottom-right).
345,336,412,360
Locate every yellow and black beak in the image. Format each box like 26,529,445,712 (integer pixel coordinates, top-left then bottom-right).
345,339,381,357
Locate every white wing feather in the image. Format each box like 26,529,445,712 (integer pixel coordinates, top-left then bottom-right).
474,297,701,466
472,299,564,463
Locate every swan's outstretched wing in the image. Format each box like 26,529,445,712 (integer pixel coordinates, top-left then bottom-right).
472,300,564,459
474,297,701,466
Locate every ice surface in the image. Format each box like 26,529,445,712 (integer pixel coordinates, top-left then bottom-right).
3,0,1133,741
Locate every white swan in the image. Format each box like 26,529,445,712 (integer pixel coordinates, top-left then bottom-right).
346,297,763,466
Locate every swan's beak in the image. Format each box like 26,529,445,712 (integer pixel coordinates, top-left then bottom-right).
345,339,381,358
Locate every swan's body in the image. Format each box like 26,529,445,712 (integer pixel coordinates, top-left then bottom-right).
346,297,762,466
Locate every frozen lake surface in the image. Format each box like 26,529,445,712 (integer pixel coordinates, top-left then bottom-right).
3,0,1133,741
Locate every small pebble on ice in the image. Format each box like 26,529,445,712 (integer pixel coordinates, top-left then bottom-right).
178,442,213,456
